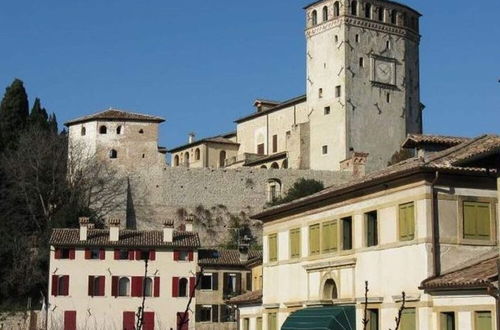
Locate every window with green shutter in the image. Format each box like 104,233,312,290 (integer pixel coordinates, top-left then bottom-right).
474,311,492,330
290,228,301,259
268,234,278,262
440,312,455,330
268,312,277,330
400,308,416,330
399,202,415,241
342,217,353,250
366,211,378,247
321,221,338,253
243,318,249,330
309,224,320,256
256,317,262,330
463,202,491,240
367,309,379,330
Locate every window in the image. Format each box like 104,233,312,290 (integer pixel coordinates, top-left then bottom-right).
367,309,379,330
323,279,338,299
55,247,74,259
90,248,101,259
319,88,323,98
99,125,107,134
335,85,341,97
324,106,331,115
221,305,236,322
333,1,340,16
223,273,240,297
256,317,263,330
322,220,338,253
139,129,144,134
365,211,378,247
312,10,318,26
355,34,360,43
268,233,278,262
81,126,86,136
378,7,384,21
399,202,415,241
219,150,226,168
109,149,118,159
201,273,213,290
174,155,179,167
351,1,358,15
309,224,320,256
474,311,492,330
184,152,190,166
270,162,279,169
391,9,398,24
174,250,191,261
272,135,278,153
52,275,69,296
386,92,391,103
88,276,105,297
116,126,122,134
386,40,391,49
463,201,491,240
290,228,301,259
243,318,250,330
365,3,372,19
195,148,200,161
322,6,328,21
198,305,212,322
400,308,416,330
119,277,130,296
335,35,339,43
116,249,129,260
359,57,364,67
440,312,455,330
268,313,277,330
144,277,153,297
322,145,328,155
267,179,282,202
179,278,188,297
257,143,265,155
342,217,353,250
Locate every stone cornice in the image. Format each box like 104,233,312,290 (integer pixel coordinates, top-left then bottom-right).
303,257,356,272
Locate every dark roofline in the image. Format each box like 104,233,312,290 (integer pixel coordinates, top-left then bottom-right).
244,151,287,167
65,109,165,126
168,133,239,153
303,0,422,16
402,134,470,149
235,95,306,124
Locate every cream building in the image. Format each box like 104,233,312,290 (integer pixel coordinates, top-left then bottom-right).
250,134,499,330
170,0,423,172
47,218,200,330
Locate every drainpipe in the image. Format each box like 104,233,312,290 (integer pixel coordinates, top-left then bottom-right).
430,171,441,277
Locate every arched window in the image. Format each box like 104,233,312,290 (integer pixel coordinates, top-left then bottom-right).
184,152,190,167
403,13,408,27
144,277,153,297
281,159,288,169
139,129,144,134
378,7,384,22
219,151,226,168
116,125,122,134
119,277,130,296
391,9,398,24
351,1,358,16
322,6,328,21
260,165,267,169
267,179,282,203
174,155,179,167
195,148,200,161
270,162,279,169
99,125,107,134
81,126,86,136
179,278,188,297
365,3,372,19
333,1,340,16
312,10,318,26
109,149,118,159
323,279,338,300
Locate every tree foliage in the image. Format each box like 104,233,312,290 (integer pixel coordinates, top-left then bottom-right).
0,79,29,152
268,178,325,206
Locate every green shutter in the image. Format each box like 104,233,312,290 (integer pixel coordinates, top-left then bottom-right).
332,221,338,251
269,234,278,262
342,217,352,250
407,203,415,240
464,202,491,240
268,313,277,330
400,308,416,330
309,224,320,255
256,317,262,330
475,311,492,330
290,228,301,259
321,221,337,253
464,202,476,239
399,203,415,241
476,203,491,239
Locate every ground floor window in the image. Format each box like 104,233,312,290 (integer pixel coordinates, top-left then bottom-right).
195,305,219,323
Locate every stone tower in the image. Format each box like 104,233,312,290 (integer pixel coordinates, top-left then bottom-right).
305,0,422,171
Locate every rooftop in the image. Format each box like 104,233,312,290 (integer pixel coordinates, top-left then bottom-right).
50,228,200,249
168,131,238,153
402,134,471,149
304,0,422,16
198,249,262,267
235,95,306,124
227,289,263,305
65,108,165,126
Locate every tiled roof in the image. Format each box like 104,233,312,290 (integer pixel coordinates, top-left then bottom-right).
402,134,470,149
65,109,165,126
244,151,287,167
227,290,263,305
235,95,307,124
198,249,262,267
50,229,200,249
168,132,239,153
253,135,500,220
420,254,498,290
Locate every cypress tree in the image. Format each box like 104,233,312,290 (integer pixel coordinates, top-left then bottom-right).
28,98,49,131
0,79,29,151
48,113,58,134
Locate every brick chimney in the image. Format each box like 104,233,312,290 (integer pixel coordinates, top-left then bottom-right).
163,220,174,243
185,215,194,232
340,151,369,178
79,217,89,241
108,218,121,241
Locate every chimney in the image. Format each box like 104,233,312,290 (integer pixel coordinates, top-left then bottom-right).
188,133,195,144
340,151,369,178
163,220,174,243
108,218,121,242
185,214,194,232
239,245,249,263
79,217,89,241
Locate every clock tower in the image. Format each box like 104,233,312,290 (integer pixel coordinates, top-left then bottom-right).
304,0,422,171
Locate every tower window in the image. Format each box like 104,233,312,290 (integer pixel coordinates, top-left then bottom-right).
386,40,391,49
365,3,371,19
99,125,107,134
351,1,358,16
359,57,364,67
322,6,328,22
324,106,331,115
386,92,391,103
109,149,118,159
81,126,86,136
322,145,328,155
355,34,360,43
333,1,340,17
319,88,323,98
312,10,318,26
335,85,341,98
335,35,339,43
138,129,144,134
378,7,384,22
116,125,122,134
391,9,398,25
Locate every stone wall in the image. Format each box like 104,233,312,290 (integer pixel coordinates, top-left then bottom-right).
0,311,42,330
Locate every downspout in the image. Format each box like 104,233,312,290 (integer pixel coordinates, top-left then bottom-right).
430,171,441,277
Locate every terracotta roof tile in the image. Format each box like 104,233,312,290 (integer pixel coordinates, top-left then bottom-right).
198,249,262,267
168,133,239,153
50,229,200,249
402,134,470,149
227,290,263,305
65,109,165,126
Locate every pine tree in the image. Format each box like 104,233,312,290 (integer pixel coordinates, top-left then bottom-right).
0,79,29,152
28,98,49,131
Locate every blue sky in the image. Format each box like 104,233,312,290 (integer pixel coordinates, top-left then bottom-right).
0,1,499,150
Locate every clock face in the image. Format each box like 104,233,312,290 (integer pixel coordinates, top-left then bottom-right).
375,62,393,84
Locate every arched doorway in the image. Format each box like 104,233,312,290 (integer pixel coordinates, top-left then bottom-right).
323,279,338,300
219,150,226,168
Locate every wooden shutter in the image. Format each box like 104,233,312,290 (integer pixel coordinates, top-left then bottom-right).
188,251,194,261
131,276,143,297
406,204,415,240
148,249,155,261
51,275,58,296
114,249,120,260
464,202,476,238
212,305,219,322
399,203,415,241
400,308,416,330
99,249,105,260
123,311,135,330
195,305,201,322
477,203,491,240
69,248,75,260
55,248,61,259
98,276,105,296
475,311,492,330
153,277,160,297
189,277,196,297
290,228,300,258
268,313,276,330
88,276,94,296
268,234,277,262
135,250,141,260
173,250,180,261
212,272,218,290
64,311,76,330
61,275,69,296
256,317,263,330
84,248,91,259
172,277,179,297
111,276,118,297
128,250,134,260
309,224,320,255
235,273,242,294
143,312,154,330
223,273,229,296
246,272,252,291
367,212,378,247
272,135,278,153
